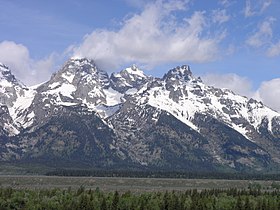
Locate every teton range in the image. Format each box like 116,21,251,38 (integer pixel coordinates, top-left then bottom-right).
0,58,279,172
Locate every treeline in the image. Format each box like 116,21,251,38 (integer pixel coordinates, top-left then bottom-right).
1,187,280,209
46,169,280,180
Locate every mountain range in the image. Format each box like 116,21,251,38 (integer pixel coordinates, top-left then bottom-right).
0,58,279,173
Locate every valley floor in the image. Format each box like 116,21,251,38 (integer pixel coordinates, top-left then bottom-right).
0,175,279,192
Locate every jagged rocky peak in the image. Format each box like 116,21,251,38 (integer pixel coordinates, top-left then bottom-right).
123,64,147,78
0,62,9,72
0,63,23,87
161,65,197,92
62,57,99,74
0,62,10,72
0,62,27,107
163,65,193,82
110,64,148,93
33,57,112,108
48,57,109,87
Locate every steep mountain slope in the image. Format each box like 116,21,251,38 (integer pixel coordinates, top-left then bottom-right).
125,65,280,169
0,58,279,172
7,106,131,167
110,64,150,93
20,59,150,131
20,58,113,130
0,63,36,135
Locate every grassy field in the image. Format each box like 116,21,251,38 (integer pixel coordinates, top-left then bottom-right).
0,175,278,192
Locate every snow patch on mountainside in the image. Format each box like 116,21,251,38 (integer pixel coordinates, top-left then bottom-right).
46,84,76,99
145,86,199,131
3,123,19,135
103,88,123,106
8,88,37,128
61,72,75,83
49,82,60,89
0,79,13,88
249,105,280,132
92,104,121,118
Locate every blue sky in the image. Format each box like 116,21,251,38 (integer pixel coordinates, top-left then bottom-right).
0,0,279,111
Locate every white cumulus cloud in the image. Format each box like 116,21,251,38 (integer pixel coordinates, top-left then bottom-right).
0,41,56,85
203,73,254,97
72,0,221,70
254,78,280,112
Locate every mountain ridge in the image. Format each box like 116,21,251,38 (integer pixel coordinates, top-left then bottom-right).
0,58,279,172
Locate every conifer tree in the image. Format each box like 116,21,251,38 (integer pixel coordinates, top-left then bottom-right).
111,191,119,210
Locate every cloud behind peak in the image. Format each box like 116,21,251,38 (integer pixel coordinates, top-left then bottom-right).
72,0,221,70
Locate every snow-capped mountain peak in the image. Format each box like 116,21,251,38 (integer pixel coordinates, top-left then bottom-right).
0,62,9,72
50,58,109,86
0,63,28,107
163,65,193,82
69,58,101,75
1,58,280,172
0,63,23,89
110,65,149,93
134,64,280,141
0,62,36,135
34,58,111,108
124,64,147,78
